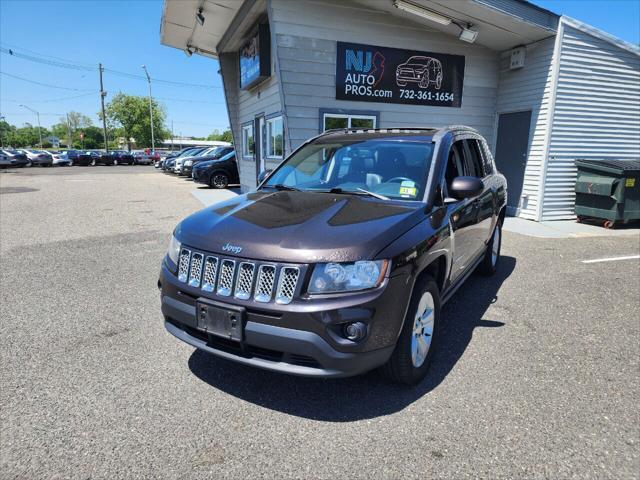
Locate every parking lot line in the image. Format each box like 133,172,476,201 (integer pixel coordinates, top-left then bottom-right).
581,255,640,264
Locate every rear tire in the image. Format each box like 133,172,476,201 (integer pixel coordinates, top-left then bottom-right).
478,221,502,276
381,275,441,385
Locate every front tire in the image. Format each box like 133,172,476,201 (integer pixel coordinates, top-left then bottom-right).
210,172,229,189
381,275,441,385
478,221,502,276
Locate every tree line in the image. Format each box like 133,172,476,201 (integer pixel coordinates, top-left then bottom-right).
1,93,232,150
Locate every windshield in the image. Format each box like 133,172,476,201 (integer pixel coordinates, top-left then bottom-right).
263,138,434,201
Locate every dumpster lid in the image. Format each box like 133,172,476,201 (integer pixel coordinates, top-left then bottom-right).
575,174,618,195
575,159,640,174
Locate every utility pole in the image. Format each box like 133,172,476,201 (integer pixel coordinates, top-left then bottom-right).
141,65,155,153
99,64,109,153
171,120,174,151
20,104,42,148
0,115,5,148
66,113,72,148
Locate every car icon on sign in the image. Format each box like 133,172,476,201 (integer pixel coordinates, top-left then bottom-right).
396,56,443,89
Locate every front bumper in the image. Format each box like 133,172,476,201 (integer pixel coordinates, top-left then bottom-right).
159,260,409,378
192,168,208,183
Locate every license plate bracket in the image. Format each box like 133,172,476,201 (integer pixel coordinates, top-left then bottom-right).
195,299,245,342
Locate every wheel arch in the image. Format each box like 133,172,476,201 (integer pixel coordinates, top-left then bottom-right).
415,253,448,294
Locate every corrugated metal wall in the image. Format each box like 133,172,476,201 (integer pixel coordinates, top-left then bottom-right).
542,22,640,220
496,36,556,220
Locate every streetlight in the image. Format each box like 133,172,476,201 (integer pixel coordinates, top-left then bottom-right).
141,65,155,154
0,115,5,148
19,104,43,148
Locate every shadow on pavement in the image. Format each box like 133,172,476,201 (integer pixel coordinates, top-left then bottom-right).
188,256,516,422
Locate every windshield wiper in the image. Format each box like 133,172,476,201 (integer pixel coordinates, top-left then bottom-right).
325,187,389,201
269,184,301,192
356,188,389,200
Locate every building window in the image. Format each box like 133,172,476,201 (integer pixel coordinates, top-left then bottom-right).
242,124,254,158
323,113,376,131
266,116,284,158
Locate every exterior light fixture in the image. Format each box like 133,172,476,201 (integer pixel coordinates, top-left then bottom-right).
458,25,479,43
196,8,205,26
184,45,194,57
393,0,452,26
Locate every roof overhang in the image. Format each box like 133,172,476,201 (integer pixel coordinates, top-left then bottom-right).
160,0,244,58
159,0,561,58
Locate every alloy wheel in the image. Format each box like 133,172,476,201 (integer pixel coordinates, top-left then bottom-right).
410,291,435,367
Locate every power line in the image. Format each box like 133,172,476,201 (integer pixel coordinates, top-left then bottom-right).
1,92,98,104
0,71,94,91
1,45,224,90
155,96,225,105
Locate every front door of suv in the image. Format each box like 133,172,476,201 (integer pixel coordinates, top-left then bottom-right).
445,139,489,284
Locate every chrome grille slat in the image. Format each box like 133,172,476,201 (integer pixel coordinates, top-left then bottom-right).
177,248,191,283
234,262,255,300
275,267,299,305
254,265,276,303
188,253,204,287
202,256,219,292
217,259,236,296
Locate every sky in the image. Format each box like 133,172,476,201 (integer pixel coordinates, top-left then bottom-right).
0,0,639,138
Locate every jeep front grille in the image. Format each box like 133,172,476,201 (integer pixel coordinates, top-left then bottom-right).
254,265,276,303
275,267,299,305
217,259,236,296
202,256,218,293
174,247,301,304
234,262,255,300
177,248,191,283
188,253,203,287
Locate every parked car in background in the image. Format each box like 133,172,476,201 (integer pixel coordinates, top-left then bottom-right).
71,150,95,166
109,150,134,165
182,146,235,177
87,151,114,166
132,151,154,165
18,149,53,167
191,150,238,188
0,150,9,168
50,151,71,166
0,149,30,167
174,147,218,175
163,158,176,172
173,147,209,174
160,126,507,384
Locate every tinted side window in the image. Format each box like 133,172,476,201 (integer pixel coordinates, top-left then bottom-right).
479,139,494,174
463,139,484,178
444,141,465,189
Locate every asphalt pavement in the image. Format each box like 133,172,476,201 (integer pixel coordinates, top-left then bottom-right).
1,166,639,479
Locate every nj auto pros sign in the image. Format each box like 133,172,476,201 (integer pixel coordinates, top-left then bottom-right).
335,42,465,108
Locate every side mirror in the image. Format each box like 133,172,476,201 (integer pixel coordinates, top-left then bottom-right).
448,176,484,200
258,169,273,183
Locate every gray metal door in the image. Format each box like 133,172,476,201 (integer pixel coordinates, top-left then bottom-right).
495,111,532,210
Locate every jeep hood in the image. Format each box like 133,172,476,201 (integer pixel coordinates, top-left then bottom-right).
176,190,426,263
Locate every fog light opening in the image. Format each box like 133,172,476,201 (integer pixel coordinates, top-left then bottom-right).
344,322,367,341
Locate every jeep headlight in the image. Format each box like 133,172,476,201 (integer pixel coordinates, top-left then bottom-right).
184,160,193,166
308,260,389,294
167,234,181,265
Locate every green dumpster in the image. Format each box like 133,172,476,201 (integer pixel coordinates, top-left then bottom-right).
575,159,640,228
